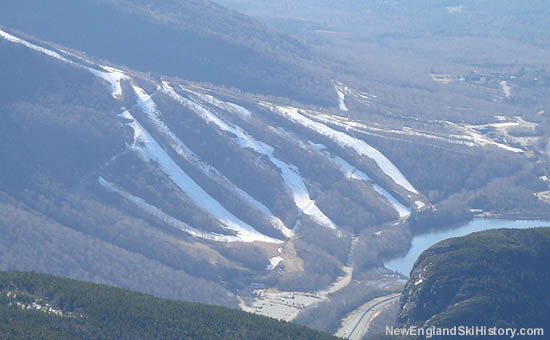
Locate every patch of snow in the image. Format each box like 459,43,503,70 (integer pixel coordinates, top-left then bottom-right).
185,88,252,118
415,200,426,209
309,113,524,155
6,293,78,318
161,83,339,235
0,28,132,101
118,104,283,244
447,6,463,13
266,256,283,270
98,177,239,242
88,66,128,99
372,185,411,218
335,82,373,107
313,113,485,151
263,104,419,194
0,28,70,62
0,29,129,101
310,142,411,218
0,29,324,238
235,186,293,238
444,121,523,153
133,84,292,238
500,80,512,98
335,86,348,112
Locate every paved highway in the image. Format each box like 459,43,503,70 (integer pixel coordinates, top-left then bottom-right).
336,293,401,340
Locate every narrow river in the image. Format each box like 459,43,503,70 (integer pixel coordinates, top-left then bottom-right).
385,218,550,276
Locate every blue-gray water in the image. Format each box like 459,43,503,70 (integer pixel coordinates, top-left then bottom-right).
385,218,550,276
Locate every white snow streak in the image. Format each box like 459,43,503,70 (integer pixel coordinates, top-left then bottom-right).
0,28,129,101
263,104,419,194
444,121,523,153
372,185,411,218
500,80,512,98
266,256,283,270
89,66,128,99
0,28,130,101
119,101,282,244
0,28,69,62
134,84,293,238
162,83,340,235
0,29,294,241
99,177,239,242
188,89,252,118
336,86,348,112
309,114,524,154
335,82,374,107
415,200,426,209
310,143,411,218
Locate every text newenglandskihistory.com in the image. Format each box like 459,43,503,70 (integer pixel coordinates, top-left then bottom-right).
387,325,544,338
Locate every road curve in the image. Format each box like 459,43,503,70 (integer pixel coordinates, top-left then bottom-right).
336,293,401,340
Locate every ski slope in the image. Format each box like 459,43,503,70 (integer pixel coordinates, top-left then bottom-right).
310,143,411,218
263,104,419,194
134,84,293,238
117,106,283,244
162,83,340,235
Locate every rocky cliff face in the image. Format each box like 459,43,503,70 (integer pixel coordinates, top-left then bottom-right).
398,227,550,331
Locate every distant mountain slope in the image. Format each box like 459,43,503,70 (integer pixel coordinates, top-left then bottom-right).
215,0,550,46
397,228,550,334
0,0,334,106
0,33,240,307
0,271,339,340
1,18,545,329
0,26,415,306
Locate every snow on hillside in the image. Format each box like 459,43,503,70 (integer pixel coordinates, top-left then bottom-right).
335,85,348,112
0,27,424,242
0,29,131,102
310,143,411,218
0,28,69,62
134,84,293,238
117,105,283,244
311,113,524,154
0,28,295,243
162,83,341,235
187,89,252,118
88,66,128,99
372,185,411,218
99,177,239,242
262,104,420,194
266,256,283,270
335,82,374,108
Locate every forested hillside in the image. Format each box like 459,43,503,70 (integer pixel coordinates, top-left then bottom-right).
217,0,550,46
0,0,334,106
397,228,550,335
0,271,339,340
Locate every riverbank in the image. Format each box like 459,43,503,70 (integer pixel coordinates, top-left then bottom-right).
385,218,550,276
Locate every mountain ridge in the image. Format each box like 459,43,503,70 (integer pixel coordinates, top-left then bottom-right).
0,0,334,105
397,227,550,336
0,270,340,340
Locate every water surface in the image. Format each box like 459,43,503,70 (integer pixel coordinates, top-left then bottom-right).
385,218,550,276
